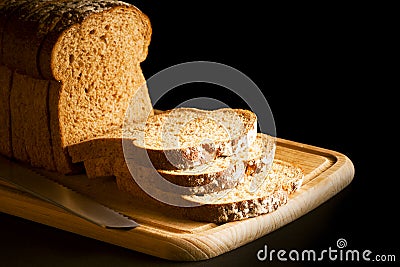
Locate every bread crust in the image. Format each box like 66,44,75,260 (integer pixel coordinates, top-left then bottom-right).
158,158,244,188
2,0,63,77
0,64,12,157
181,190,288,223
49,80,83,174
10,72,30,162
8,72,55,169
0,0,30,65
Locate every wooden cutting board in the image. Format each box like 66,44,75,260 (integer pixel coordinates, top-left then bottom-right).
0,138,354,261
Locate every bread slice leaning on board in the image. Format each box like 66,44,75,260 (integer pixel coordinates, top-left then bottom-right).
0,0,153,174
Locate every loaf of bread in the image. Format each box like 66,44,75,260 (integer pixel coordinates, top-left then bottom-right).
0,0,153,174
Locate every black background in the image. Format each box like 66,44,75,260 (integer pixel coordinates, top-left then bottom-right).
1,1,397,266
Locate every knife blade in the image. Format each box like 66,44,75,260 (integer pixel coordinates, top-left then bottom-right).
0,156,139,229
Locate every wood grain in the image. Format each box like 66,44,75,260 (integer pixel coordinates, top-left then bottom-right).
0,138,354,261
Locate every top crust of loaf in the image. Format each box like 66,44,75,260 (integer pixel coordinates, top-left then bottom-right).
0,0,30,65
2,0,60,76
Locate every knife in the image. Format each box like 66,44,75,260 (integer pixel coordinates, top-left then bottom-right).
0,156,139,229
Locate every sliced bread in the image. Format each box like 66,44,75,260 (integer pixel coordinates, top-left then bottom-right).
115,159,304,223
83,133,276,191
68,108,258,170
10,72,55,169
9,72,33,163
84,156,114,179
125,133,275,194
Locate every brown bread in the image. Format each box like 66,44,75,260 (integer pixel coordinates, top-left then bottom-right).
0,1,153,174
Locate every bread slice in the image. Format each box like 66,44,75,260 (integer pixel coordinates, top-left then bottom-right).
9,72,32,163
48,2,153,174
158,157,245,188
241,133,276,176
0,64,12,158
68,108,258,170
115,159,304,223
39,0,151,80
127,108,258,170
9,72,55,169
84,156,114,179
